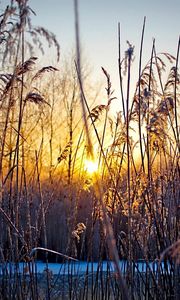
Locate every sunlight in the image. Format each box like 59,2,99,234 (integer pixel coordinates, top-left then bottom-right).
84,159,99,174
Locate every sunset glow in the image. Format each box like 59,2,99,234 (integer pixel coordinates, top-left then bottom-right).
84,159,99,174
1,0,179,298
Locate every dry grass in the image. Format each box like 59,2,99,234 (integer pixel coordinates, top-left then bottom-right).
0,0,179,299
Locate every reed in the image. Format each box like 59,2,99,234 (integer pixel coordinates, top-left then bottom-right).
0,0,179,299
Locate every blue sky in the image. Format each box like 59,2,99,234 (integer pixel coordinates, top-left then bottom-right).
1,0,179,73
30,0,180,111
1,0,180,111
27,0,180,60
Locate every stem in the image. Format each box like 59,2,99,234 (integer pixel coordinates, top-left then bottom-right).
146,39,155,181
126,50,132,273
174,36,180,152
14,28,25,259
74,0,93,157
138,17,146,172
118,22,125,120
49,76,55,183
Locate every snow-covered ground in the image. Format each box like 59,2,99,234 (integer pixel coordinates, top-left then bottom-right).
0,260,169,276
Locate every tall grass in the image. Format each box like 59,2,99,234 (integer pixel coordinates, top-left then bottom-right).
0,0,179,299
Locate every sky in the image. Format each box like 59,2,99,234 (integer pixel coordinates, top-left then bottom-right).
27,0,180,65
1,0,180,111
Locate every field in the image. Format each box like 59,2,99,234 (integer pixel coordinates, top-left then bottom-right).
0,0,179,299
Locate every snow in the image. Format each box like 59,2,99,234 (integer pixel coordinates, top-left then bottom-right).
0,260,169,276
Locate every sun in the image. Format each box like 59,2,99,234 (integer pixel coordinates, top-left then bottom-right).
84,159,99,174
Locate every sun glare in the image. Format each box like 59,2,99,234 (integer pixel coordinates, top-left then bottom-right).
84,159,99,174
